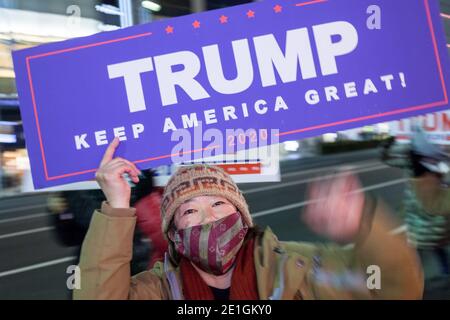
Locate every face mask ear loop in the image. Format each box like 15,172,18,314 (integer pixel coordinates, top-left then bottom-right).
167,222,177,243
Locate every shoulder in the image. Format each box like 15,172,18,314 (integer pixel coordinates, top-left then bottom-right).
132,261,165,282
129,262,169,299
257,227,320,259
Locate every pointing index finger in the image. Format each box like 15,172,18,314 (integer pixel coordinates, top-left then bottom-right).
100,137,120,167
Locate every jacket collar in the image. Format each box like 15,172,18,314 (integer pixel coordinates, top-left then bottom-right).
162,227,311,300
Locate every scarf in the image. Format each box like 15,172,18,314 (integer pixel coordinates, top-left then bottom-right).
179,235,259,300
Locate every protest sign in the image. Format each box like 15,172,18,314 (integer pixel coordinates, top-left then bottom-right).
12,0,450,188
389,110,450,145
153,143,281,186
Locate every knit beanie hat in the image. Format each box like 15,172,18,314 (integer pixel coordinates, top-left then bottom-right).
161,164,252,235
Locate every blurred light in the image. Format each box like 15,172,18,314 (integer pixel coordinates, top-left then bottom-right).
322,133,338,143
16,154,30,170
0,68,14,78
142,1,162,12
0,93,18,100
377,123,390,134
0,34,11,41
283,141,300,152
0,121,18,125
441,13,450,19
97,23,120,31
362,126,374,133
95,4,123,16
0,134,16,143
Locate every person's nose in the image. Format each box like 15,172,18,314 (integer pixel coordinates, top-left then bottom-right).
198,206,219,224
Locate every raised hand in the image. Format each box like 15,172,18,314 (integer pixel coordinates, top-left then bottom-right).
95,137,141,209
303,172,365,244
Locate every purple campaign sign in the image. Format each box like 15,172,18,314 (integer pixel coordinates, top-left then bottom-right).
12,0,450,189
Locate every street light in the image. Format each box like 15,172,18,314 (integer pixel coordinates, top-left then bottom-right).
141,1,162,12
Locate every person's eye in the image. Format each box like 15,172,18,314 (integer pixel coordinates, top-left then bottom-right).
183,209,196,216
212,201,225,207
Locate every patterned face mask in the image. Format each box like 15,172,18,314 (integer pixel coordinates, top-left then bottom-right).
172,212,248,275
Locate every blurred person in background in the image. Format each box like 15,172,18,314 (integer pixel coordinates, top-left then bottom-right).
47,189,104,250
132,169,168,268
381,127,450,299
74,138,423,300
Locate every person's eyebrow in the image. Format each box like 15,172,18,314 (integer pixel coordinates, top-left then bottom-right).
210,198,229,204
182,199,196,205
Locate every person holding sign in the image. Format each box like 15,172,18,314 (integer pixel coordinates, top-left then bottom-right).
74,138,423,300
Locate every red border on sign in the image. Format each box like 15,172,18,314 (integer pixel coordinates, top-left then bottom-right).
296,0,328,7
25,0,448,181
